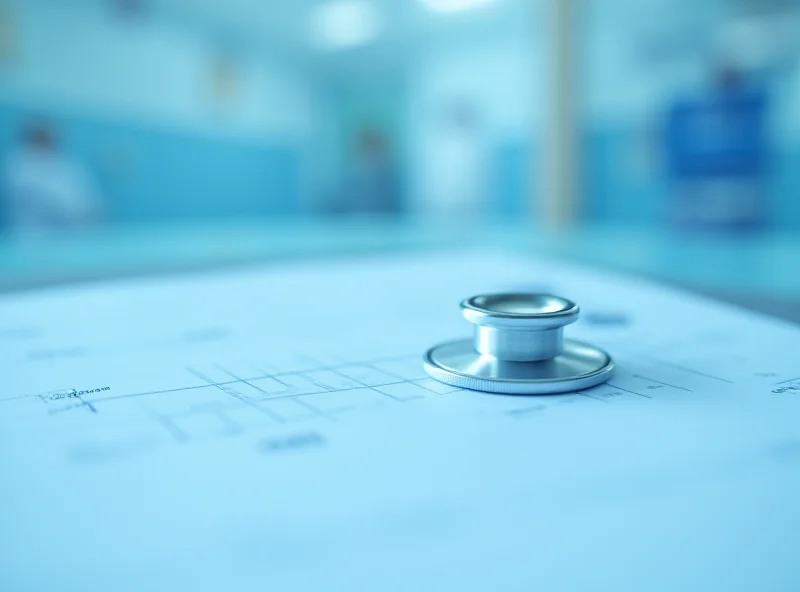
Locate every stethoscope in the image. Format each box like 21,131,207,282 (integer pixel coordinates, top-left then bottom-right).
424,293,614,394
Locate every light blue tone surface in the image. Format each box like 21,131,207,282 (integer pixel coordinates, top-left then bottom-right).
2,222,799,302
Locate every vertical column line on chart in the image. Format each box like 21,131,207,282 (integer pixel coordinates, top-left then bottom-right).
186,366,287,423
213,363,337,422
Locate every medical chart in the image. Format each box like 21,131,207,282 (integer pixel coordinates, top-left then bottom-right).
2,250,800,591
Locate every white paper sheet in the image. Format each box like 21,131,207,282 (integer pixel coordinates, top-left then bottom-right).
2,250,800,591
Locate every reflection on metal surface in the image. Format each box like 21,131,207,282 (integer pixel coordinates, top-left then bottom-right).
424,293,614,394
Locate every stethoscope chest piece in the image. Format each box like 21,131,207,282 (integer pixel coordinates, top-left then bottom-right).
423,293,614,395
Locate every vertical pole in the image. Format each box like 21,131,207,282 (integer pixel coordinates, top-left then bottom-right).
540,0,578,227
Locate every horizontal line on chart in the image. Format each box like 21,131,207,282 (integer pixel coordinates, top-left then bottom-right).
631,374,692,392
606,384,653,399
640,355,734,384
85,380,420,406
776,376,800,385
0,354,423,405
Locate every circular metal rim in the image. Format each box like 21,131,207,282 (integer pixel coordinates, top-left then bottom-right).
423,338,614,395
460,293,579,330
461,293,578,319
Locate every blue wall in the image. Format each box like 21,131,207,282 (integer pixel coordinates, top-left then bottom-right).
771,147,800,230
492,131,800,229
0,102,301,222
491,139,534,220
490,133,661,225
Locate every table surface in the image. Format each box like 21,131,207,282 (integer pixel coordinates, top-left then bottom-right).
1,220,798,320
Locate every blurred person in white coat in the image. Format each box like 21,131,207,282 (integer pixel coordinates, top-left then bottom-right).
4,120,103,234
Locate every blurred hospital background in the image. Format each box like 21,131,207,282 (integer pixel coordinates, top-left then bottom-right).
1,0,799,312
